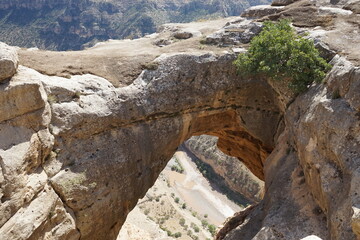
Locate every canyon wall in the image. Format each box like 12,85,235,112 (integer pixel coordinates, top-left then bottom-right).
185,135,264,202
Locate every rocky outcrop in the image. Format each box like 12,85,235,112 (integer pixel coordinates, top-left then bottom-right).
0,43,18,82
0,0,360,240
0,41,282,239
185,135,264,202
0,66,80,239
241,5,284,18
222,55,360,240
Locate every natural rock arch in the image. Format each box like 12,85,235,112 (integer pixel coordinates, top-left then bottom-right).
1,46,359,240
43,52,284,239
2,0,360,239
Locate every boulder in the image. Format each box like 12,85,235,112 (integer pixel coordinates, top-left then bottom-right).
0,42,18,82
241,5,284,18
205,20,263,46
343,0,360,14
172,31,193,39
271,0,298,6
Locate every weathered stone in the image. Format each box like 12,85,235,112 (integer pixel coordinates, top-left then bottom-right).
172,31,193,39
344,0,360,14
241,5,284,18
0,66,47,123
0,186,79,240
153,38,172,47
314,41,336,62
0,1,360,240
205,20,263,46
271,0,298,6
0,42,18,82
39,52,282,239
185,135,264,202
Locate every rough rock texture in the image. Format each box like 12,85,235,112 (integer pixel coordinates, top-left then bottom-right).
0,50,281,240
204,18,263,46
0,0,360,240
0,42,18,82
223,55,360,240
185,135,264,202
241,5,284,18
0,0,271,51
271,0,298,6
0,66,79,240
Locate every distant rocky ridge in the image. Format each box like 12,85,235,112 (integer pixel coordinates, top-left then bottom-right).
185,135,264,203
0,0,270,50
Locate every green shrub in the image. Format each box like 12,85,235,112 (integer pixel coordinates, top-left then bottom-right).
201,219,208,228
208,224,216,236
191,223,200,232
174,232,182,238
234,19,331,93
179,218,185,226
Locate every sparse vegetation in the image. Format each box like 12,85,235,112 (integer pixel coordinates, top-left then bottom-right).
191,223,200,233
234,19,331,93
201,219,208,228
142,61,159,70
171,157,184,173
47,94,58,104
144,209,150,215
208,224,216,236
191,151,249,207
179,218,185,226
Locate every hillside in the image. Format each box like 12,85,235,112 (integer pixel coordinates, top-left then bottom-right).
185,135,264,203
0,0,270,50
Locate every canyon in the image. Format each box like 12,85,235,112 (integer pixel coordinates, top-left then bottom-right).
0,0,270,50
0,0,360,240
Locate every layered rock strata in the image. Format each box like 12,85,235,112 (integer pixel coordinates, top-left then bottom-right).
185,135,264,202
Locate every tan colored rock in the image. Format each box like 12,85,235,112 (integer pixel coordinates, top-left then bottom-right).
352,207,360,237
0,1,360,240
185,135,264,202
38,51,282,239
0,42,18,82
0,186,79,240
241,5,284,18
0,66,47,123
271,0,298,6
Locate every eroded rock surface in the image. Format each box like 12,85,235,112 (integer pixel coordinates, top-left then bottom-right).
0,0,359,240
0,42,18,82
185,135,264,202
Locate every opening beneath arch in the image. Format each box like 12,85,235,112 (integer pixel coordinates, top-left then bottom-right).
118,134,264,240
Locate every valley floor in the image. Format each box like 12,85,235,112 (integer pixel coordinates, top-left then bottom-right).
118,148,242,240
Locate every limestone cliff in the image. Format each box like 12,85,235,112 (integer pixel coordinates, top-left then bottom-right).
0,0,360,240
185,135,264,203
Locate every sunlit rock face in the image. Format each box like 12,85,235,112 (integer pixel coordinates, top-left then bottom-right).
185,135,264,203
0,46,283,239
0,0,360,239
